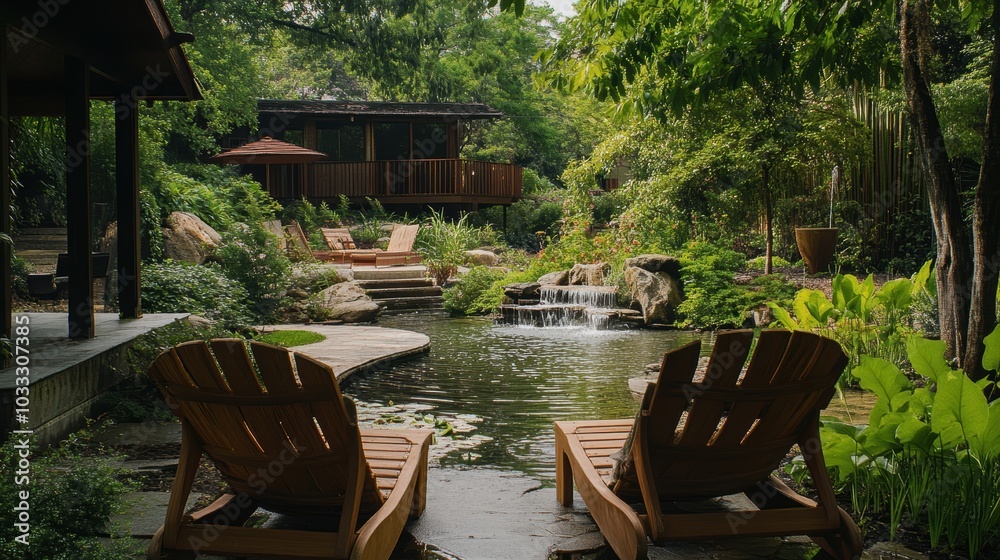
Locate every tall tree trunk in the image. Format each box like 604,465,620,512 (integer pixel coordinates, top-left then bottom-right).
966,3,1000,385
900,0,974,363
763,162,773,276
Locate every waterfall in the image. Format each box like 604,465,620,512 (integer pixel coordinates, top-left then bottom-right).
539,286,617,308
500,285,623,329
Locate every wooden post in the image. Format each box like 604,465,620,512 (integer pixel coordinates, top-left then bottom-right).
1,26,12,352
115,95,141,318
65,56,93,339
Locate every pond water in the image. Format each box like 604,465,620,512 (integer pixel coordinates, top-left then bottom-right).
343,313,713,481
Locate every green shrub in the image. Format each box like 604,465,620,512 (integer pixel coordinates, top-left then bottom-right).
443,266,507,315
142,260,254,329
675,242,749,328
741,274,797,316
0,434,139,560
746,255,792,270
352,218,387,249
287,265,344,293
217,223,291,322
281,197,340,234
153,165,281,231
470,194,565,251
10,256,33,299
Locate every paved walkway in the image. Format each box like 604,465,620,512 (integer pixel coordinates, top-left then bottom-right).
264,323,430,380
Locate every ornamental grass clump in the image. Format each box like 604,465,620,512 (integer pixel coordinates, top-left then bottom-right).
416,210,493,286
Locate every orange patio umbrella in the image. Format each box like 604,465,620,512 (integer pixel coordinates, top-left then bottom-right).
211,136,326,196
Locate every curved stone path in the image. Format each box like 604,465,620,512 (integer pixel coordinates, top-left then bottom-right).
265,323,429,380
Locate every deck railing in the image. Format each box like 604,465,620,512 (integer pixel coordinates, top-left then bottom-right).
271,159,522,202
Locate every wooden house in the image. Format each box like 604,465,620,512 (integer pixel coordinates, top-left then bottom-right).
221,100,523,210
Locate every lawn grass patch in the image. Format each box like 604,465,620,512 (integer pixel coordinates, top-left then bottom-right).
258,329,326,347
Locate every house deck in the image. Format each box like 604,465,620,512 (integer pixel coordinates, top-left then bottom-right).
0,313,189,446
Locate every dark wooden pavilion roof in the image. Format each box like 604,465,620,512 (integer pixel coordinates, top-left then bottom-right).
212,136,327,164
3,0,201,115
258,99,503,120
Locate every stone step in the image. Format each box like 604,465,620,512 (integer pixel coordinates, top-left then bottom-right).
367,286,443,299
356,278,434,290
352,266,427,281
374,296,445,310
15,227,67,236
11,237,67,251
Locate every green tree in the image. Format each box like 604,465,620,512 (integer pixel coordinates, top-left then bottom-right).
899,0,999,383
543,0,875,272
531,0,999,384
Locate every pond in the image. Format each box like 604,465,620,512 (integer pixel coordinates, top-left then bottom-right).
343,313,713,481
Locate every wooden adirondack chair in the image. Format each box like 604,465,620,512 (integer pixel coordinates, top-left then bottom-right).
350,224,422,267
554,330,862,560
146,339,432,560
321,227,376,264
284,222,332,262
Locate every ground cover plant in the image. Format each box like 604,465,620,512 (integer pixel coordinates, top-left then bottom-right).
0,433,138,560
141,261,254,330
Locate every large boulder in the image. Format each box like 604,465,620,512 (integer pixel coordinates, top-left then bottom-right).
162,212,222,264
623,254,682,278
318,281,382,323
568,263,608,286
536,270,569,286
625,267,683,325
465,249,499,267
503,282,540,302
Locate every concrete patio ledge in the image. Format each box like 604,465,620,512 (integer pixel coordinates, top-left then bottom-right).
263,323,430,381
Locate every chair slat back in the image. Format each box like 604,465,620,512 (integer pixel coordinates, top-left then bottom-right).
386,224,419,253
149,340,383,513
639,330,846,499
322,228,356,250
285,223,312,254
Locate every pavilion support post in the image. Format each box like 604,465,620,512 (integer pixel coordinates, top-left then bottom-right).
115,95,141,319
65,56,93,339
1,29,12,355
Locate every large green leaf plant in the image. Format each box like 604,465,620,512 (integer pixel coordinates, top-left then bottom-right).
812,326,1000,556
768,260,936,370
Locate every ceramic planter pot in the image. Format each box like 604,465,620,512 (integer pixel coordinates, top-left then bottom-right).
795,227,838,274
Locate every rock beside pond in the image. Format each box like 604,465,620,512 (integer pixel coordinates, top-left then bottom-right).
569,262,608,286
625,266,682,325
503,282,540,302
538,270,569,286
186,315,217,329
318,281,382,323
536,270,569,286
624,254,681,277
162,211,221,264
465,249,499,266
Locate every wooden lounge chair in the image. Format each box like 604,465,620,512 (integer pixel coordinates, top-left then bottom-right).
321,227,376,264
350,224,422,268
285,222,332,261
145,339,432,560
554,330,862,560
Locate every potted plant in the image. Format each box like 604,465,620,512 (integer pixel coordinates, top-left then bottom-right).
794,166,839,274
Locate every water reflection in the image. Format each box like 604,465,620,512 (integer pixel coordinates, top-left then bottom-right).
343,313,713,481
